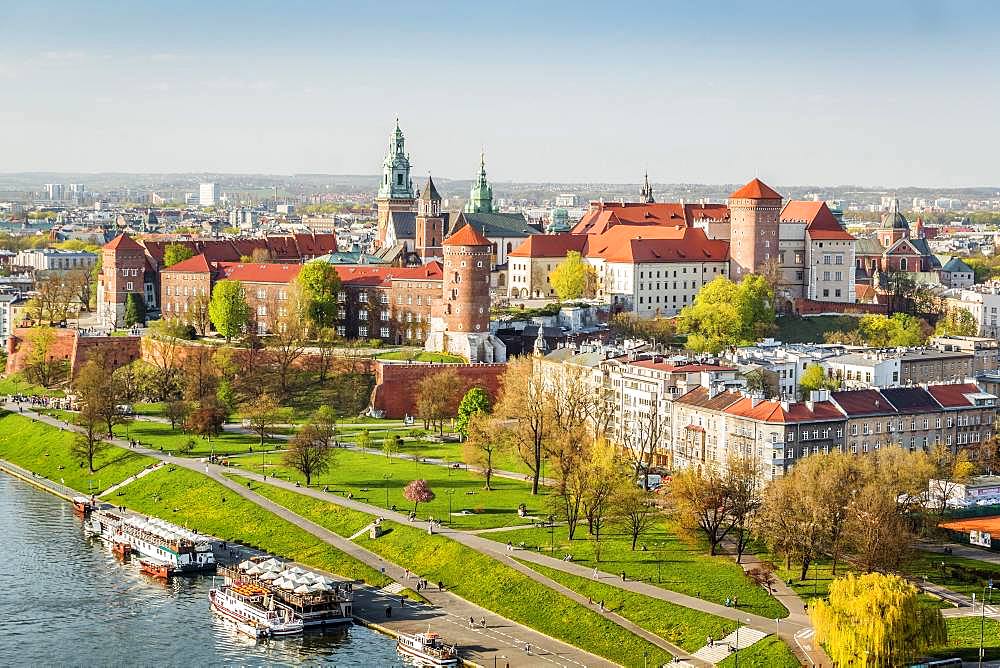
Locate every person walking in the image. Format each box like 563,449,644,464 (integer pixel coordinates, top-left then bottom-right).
468,617,475,629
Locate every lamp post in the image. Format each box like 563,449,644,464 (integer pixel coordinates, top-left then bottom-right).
493,655,506,668
446,488,455,524
383,473,392,509
981,583,994,668
549,515,555,555
643,650,649,668
734,618,750,668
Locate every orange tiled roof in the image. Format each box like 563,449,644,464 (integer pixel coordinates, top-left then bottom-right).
103,232,144,251
587,225,729,264
724,397,843,423
729,178,782,200
216,262,303,284
781,201,853,241
571,202,729,235
509,233,588,258
443,223,491,247
162,254,211,273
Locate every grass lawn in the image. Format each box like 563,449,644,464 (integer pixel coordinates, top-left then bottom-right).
376,350,465,363
774,314,859,343
718,636,800,668
0,372,66,397
930,617,1000,661
111,418,282,457
516,558,737,652
488,522,788,619
250,481,675,667
133,402,166,417
225,448,546,530
908,550,1000,601
0,411,155,493
116,466,393,588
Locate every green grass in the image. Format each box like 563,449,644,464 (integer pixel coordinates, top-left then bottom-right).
488,522,788,619
111,418,281,456
908,550,1000,601
116,466,393,587
225,448,546,530
774,314,859,343
0,411,155,493
376,350,465,363
249,481,675,667
516,558,737,652
133,402,165,417
930,617,1000,661
718,636,800,668
0,372,66,397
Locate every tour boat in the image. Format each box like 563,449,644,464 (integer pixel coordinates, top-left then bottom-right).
85,509,216,573
396,631,459,666
209,584,303,637
209,588,270,639
139,558,172,580
218,560,354,627
112,539,131,560
72,496,97,517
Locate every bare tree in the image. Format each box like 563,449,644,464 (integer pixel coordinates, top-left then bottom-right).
284,420,336,486
415,368,462,436
670,464,736,556
726,452,764,564
242,393,282,447
613,483,659,551
264,291,307,401
621,407,668,491
464,411,503,490
494,356,550,495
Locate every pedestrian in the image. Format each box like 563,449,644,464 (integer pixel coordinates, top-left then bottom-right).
733,596,738,608
587,596,592,605
469,617,475,629
593,567,598,579
400,595,405,607
599,600,605,612
621,571,626,582
525,642,531,655
481,617,486,628
438,581,443,591
707,635,713,647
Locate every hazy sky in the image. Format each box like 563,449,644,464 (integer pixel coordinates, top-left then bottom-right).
2,1,998,187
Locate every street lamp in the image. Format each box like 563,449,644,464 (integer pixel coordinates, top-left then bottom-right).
734,618,750,668
383,473,392,508
549,514,555,555
493,655,506,668
981,583,994,668
446,488,455,524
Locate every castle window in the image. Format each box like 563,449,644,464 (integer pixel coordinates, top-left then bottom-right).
454,273,461,284
126,281,133,291
397,174,403,186
380,327,390,338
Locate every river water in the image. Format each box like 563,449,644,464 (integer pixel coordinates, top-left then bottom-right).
0,472,403,666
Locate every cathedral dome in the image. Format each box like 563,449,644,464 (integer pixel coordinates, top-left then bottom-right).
881,199,909,230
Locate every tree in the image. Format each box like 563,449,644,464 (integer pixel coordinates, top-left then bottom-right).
935,307,978,337
242,393,282,447
582,440,622,562
726,453,763,564
620,407,667,491
613,483,658,551
464,411,505,491
677,274,775,354
355,428,372,453
145,318,187,400
548,251,597,301
669,464,736,556
185,400,226,439
208,279,250,342
758,456,832,580
403,479,435,514
415,368,462,436
182,346,218,405
295,261,342,334
162,243,194,268
23,326,62,388
165,399,189,430
263,291,307,400
843,482,913,574
798,363,840,399
284,421,336,486
747,562,777,594
382,434,401,461
811,572,946,667
494,357,550,495
29,270,79,325
72,359,109,472
744,368,779,399
189,292,212,337
123,293,146,327
927,444,974,522
456,386,491,439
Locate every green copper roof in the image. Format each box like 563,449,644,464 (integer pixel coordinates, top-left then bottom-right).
464,152,494,214
377,118,414,201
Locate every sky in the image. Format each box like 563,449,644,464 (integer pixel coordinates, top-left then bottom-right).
2,0,998,187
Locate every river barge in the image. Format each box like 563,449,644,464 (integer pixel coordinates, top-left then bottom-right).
84,508,215,573
396,631,459,666
209,582,303,637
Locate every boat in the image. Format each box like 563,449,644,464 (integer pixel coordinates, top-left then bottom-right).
112,538,131,560
84,509,215,573
218,560,353,627
139,558,173,580
209,588,271,639
210,584,303,637
72,496,97,517
396,631,459,666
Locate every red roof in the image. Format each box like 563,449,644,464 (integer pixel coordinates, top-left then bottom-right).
509,233,588,258
216,262,302,284
830,389,891,416
675,386,742,410
162,253,211,273
587,225,728,264
444,224,491,247
103,232,144,252
571,202,729,236
333,261,444,288
724,397,843,423
729,178,782,200
926,383,982,408
628,360,736,373
781,201,853,241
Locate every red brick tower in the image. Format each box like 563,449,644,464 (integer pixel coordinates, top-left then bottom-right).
415,176,445,261
728,178,782,278
442,224,491,333
98,232,147,327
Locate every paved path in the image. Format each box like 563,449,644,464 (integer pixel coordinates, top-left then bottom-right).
7,404,620,668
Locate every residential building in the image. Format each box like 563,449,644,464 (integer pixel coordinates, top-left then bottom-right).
12,248,97,272
943,285,1000,338
899,349,974,385
199,183,218,207
44,183,65,201
932,335,1000,373
940,257,975,288
823,352,901,388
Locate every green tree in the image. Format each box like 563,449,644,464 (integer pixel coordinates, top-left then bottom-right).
799,363,840,399
208,279,250,342
382,433,401,461
811,572,946,667
935,307,978,337
355,429,372,453
295,261,342,333
456,386,491,438
162,243,194,267
123,293,146,327
677,274,775,353
548,251,597,301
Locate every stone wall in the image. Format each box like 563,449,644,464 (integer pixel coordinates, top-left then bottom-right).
5,328,141,378
794,298,888,315
370,360,506,418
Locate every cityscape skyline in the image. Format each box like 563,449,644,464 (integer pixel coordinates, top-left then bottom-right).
3,1,999,186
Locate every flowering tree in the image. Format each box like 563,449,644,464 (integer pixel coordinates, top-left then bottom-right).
403,479,435,513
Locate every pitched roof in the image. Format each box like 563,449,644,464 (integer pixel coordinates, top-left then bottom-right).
926,383,982,408
729,178,782,200
942,256,973,273
103,232,144,252
855,237,885,255
674,386,742,411
571,202,728,236
878,387,938,414
388,211,416,239
333,261,443,287
452,211,540,238
830,389,892,416
586,225,728,264
444,223,491,247
216,262,303,284
781,201,854,241
509,233,588,258
419,176,441,202
725,397,843,423
629,360,736,373
161,253,211,273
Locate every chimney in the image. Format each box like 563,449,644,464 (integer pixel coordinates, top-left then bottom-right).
751,396,761,408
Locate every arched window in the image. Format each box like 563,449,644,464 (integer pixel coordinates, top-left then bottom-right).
454,272,461,283
900,257,908,271
506,242,513,253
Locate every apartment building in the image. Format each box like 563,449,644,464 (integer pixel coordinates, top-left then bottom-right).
931,335,1000,373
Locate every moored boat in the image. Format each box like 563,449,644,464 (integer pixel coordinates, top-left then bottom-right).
218,560,353,627
85,509,215,573
209,588,271,639
396,631,459,666
139,558,172,579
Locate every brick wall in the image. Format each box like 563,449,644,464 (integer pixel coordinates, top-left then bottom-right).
5,328,141,378
370,360,505,418
794,299,888,315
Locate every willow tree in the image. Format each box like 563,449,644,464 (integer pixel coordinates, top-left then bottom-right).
812,572,946,667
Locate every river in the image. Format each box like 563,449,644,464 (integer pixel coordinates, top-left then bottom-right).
0,471,403,666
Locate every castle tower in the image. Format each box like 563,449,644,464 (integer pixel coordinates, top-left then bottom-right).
375,119,415,248
97,232,147,328
424,224,506,362
641,171,655,204
727,178,782,278
464,152,494,214
415,175,444,260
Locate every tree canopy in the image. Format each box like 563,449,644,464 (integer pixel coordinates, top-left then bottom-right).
295,261,342,332
548,251,597,301
456,386,491,438
123,293,146,327
162,243,195,268
208,279,250,341
798,363,840,399
676,274,775,353
934,307,977,337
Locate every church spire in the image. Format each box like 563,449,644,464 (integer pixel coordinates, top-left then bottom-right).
641,171,655,204
464,150,494,214
377,119,414,201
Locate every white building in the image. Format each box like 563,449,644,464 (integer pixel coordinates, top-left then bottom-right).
13,248,97,272
44,184,65,201
944,284,1000,339
824,352,901,388
199,183,218,207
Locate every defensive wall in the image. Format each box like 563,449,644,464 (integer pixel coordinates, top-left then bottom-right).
370,360,506,418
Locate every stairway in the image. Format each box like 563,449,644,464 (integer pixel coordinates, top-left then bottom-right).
690,626,768,664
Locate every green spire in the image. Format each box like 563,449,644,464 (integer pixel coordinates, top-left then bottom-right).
464,151,494,214
378,118,414,200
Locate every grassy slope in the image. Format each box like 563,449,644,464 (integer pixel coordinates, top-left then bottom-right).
774,314,859,343
227,448,546,530
718,636,801,668
117,466,391,587
376,350,465,363
111,418,280,456
0,411,155,493
931,617,1000,661
251,481,674,667
0,372,66,397
516,558,736,652
489,523,788,619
